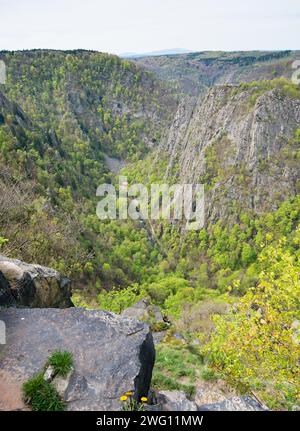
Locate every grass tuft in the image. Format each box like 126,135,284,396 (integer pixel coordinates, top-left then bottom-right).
22,373,65,411
48,350,73,377
201,366,219,381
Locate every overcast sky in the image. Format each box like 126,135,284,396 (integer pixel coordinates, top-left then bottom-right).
1,0,299,54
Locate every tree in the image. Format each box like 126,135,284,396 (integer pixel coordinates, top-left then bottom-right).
204,236,300,409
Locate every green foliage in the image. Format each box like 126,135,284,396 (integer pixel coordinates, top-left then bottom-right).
204,239,300,409
23,350,73,410
201,366,219,381
48,351,73,377
2,51,300,411
22,373,65,411
153,195,300,296
238,78,300,105
152,342,203,397
97,284,144,313
121,399,145,412
0,236,8,249
0,50,174,288
95,274,219,321
295,128,300,144
2,50,174,160
144,276,190,308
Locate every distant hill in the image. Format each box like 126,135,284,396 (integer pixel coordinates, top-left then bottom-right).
133,50,300,95
120,48,192,58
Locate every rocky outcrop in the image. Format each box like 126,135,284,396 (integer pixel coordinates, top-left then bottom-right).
0,255,72,308
148,389,266,411
198,396,267,411
147,389,266,411
0,270,14,306
122,299,169,345
155,390,198,411
0,307,155,411
121,298,164,323
44,364,75,399
160,84,300,223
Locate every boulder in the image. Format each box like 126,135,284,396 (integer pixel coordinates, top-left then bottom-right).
52,367,75,399
0,307,155,411
194,381,238,406
122,298,164,323
0,271,14,306
152,331,166,345
0,255,72,308
155,390,198,411
122,300,169,345
198,396,267,411
195,387,228,406
43,365,55,383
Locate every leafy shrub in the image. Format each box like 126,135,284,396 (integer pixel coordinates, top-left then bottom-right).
239,78,300,104
144,277,190,307
204,239,300,409
97,284,144,313
0,236,8,249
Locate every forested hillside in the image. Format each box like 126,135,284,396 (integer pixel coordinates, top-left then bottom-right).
102,79,300,409
0,50,299,410
134,50,300,96
0,50,176,286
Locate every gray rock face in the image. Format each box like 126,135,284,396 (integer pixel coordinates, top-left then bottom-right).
195,386,235,406
0,270,14,306
155,390,198,411
0,255,72,308
122,299,164,323
152,389,266,411
52,367,75,399
160,85,300,223
152,331,166,345
122,299,168,345
198,396,267,411
0,307,155,411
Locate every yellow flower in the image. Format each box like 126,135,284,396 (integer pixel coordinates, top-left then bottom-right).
120,395,128,402
126,391,133,396
141,397,148,403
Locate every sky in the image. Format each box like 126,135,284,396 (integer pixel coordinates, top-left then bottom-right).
0,0,299,54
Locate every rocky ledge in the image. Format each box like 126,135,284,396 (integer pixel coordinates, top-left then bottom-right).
0,307,155,410
0,255,72,308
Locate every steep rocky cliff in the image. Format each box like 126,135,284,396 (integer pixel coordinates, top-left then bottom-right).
159,81,300,223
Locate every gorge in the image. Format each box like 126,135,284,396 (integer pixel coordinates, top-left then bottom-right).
0,49,299,411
